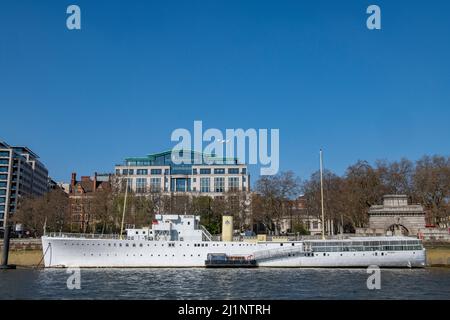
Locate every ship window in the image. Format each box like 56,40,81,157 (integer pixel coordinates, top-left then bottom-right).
139,244,143,247
135,231,138,235
172,254,174,257
198,254,200,257
280,243,283,246
143,231,146,234
108,243,111,246
119,244,122,247
126,244,129,247
292,243,295,246
323,253,326,256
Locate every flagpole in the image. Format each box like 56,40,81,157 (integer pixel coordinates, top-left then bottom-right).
119,171,129,240
320,149,325,240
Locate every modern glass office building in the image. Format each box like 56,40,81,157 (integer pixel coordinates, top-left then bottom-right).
115,150,250,195
0,141,49,228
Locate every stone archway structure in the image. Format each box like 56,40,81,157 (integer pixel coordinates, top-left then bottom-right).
368,195,425,236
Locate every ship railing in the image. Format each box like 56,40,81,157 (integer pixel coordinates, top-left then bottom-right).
45,232,121,239
254,246,311,261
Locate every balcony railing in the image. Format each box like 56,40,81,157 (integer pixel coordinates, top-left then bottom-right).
45,232,121,239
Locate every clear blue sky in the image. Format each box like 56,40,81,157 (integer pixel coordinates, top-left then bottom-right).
1,0,449,183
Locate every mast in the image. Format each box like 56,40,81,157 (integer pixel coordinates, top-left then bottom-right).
119,172,129,240
320,149,325,240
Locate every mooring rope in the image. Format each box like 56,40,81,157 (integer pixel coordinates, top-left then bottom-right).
35,243,51,268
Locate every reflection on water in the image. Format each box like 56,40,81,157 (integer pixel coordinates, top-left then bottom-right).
0,268,449,299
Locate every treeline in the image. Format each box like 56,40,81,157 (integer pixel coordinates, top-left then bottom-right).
13,155,449,237
301,155,450,233
13,186,250,236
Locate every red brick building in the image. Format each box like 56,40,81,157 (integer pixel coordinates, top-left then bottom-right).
69,172,110,232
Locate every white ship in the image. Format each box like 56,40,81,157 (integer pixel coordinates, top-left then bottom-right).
41,214,426,268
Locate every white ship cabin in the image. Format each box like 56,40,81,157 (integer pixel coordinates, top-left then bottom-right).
125,214,204,242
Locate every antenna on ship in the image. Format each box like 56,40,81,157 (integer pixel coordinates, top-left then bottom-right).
320,149,325,240
119,170,130,240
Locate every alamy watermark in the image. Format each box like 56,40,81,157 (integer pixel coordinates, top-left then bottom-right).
171,121,279,175
66,267,81,290
366,265,381,290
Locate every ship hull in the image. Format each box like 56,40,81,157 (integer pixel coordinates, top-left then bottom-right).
41,236,426,268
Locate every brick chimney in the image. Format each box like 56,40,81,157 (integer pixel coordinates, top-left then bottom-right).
93,172,98,192
71,172,76,187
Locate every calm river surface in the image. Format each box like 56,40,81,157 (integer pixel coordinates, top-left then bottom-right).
0,268,449,299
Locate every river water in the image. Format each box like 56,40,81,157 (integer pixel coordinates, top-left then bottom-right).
0,268,449,299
